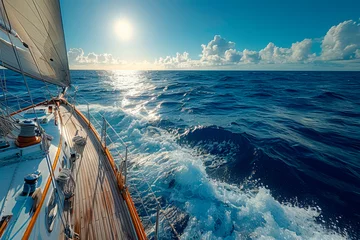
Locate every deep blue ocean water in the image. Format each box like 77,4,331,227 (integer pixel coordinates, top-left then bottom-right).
2,70,360,239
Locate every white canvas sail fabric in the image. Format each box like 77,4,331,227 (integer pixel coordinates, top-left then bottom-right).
0,0,70,87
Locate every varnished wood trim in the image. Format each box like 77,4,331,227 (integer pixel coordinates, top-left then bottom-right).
10,100,49,116
0,215,12,238
65,100,147,240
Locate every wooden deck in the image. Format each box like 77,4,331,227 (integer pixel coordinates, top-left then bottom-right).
59,105,137,240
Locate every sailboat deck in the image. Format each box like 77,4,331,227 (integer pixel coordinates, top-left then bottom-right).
59,105,136,240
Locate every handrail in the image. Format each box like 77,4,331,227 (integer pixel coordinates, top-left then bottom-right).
63,99,147,240
103,117,128,148
1,86,53,113
65,90,181,239
9,100,47,116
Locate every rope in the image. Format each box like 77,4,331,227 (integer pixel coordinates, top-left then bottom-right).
73,88,180,238
0,50,19,134
62,87,181,238
44,150,67,224
0,5,70,235
41,130,69,234
0,9,41,129
72,135,86,146
0,114,16,135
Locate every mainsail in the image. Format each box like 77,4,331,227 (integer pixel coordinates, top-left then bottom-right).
0,0,70,87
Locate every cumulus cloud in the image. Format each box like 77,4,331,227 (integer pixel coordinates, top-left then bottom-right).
68,48,85,63
290,39,315,62
68,19,360,70
175,52,190,63
200,35,240,64
197,35,315,65
87,52,97,63
67,48,120,65
259,43,278,63
321,20,360,60
97,53,117,64
154,19,359,69
356,49,360,58
155,52,195,68
241,49,260,63
258,39,314,64
224,49,242,63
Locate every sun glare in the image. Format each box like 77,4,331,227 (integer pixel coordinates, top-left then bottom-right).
114,19,133,41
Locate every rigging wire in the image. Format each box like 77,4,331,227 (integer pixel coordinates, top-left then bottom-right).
1,0,69,88
0,51,12,136
0,49,9,116
72,90,180,239
0,2,70,235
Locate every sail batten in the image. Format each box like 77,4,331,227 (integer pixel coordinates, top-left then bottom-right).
0,0,70,87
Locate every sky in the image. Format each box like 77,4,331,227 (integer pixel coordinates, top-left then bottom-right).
61,0,360,70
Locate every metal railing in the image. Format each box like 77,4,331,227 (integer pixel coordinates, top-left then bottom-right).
66,89,180,240
0,85,58,117
2,82,181,239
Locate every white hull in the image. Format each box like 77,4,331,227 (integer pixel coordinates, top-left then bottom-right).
0,104,69,239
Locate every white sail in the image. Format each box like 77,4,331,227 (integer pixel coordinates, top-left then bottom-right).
0,0,70,87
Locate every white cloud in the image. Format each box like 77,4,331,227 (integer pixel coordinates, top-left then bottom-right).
68,48,122,65
97,53,117,64
87,52,97,63
155,52,196,69
356,49,360,58
258,39,314,64
175,52,190,63
68,19,360,70
290,39,314,62
259,43,277,63
197,35,315,65
224,49,242,63
241,49,260,63
272,47,292,63
200,35,238,64
67,48,155,70
155,52,191,67
321,20,360,60
68,48,85,63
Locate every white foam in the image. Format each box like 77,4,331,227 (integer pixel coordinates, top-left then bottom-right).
82,102,347,239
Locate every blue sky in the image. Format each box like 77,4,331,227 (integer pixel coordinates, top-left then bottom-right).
61,0,360,70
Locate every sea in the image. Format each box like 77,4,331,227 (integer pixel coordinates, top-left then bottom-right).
2,70,360,239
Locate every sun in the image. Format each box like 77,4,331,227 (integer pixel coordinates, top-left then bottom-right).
114,19,133,41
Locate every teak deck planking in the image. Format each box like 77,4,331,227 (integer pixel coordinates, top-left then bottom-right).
59,105,136,240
